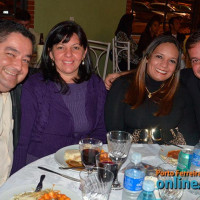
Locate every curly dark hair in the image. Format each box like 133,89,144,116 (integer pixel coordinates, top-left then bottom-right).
39,20,94,94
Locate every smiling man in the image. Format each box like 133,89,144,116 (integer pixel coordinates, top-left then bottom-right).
180,31,200,131
0,20,34,186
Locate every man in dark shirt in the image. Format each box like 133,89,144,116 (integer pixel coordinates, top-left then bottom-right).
0,20,34,185
180,31,200,131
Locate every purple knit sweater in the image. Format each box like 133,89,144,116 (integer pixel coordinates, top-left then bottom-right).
12,73,107,173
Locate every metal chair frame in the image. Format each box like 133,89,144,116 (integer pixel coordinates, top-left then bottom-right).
112,37,130,72
88,39,111,80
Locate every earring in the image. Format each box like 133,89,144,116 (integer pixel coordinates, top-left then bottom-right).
52,60,54,66
82,60,85,65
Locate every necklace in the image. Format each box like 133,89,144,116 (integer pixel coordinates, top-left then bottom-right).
145,84,164,98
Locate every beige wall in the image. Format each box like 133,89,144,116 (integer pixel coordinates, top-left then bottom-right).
34,0,126,43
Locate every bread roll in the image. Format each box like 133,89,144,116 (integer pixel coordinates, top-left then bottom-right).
64,149,81,162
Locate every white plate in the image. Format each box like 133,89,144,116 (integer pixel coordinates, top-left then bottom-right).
159,145,193,167
54,144,107,169
54,144,79,168
1,184,79,200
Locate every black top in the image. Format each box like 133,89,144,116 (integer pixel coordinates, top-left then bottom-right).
105,73,199,145
180,68,200,132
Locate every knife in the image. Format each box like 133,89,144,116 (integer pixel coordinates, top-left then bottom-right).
38,166,80,182
59,166,85,170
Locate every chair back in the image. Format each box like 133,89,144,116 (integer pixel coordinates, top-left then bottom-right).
112,37,130,72
88,40,111,80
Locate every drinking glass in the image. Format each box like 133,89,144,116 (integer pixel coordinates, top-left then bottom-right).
79,138,102,171
80,167,114,200
158,163,183,200
96,152,118,186
107,131,132,189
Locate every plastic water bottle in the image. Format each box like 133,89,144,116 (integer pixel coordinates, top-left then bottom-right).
188,141,200,195
137,180,156,200
122,152,145,200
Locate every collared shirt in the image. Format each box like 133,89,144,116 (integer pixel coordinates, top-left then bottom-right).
0,92,13,186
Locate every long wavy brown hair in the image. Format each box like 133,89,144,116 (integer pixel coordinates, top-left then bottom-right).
124,35,182,116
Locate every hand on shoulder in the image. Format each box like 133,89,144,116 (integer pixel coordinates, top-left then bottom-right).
104,73,121,90
104,70,133,90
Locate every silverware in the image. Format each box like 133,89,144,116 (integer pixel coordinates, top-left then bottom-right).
163,141,184,149
38,166,80,182
35,174,45,192
59,166,85,170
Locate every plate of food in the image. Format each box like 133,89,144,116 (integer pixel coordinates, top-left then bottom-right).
1,184,79,200
159,145,193,167
54,144,107,170
54,145,83,170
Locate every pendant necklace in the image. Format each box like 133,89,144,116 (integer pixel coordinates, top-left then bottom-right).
145,84,164,99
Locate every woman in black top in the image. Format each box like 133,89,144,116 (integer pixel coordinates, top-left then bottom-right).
105,35,199,145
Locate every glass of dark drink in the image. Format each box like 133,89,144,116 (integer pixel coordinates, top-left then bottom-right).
96,152,118,185
79,138,102,171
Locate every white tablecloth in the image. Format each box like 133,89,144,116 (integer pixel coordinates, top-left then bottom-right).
0,144,199,199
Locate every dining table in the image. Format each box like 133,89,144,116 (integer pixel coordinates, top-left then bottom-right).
0,144,199,200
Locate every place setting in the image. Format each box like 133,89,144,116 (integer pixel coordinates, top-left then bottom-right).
2,132,199,200
49,131,132,199
1,175,78,200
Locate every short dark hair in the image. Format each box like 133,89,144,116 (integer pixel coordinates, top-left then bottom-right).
0,20,35,47
169,16,180,26
168,16,180,31
186,31,200,55
40,20,93,94
15,9,31,21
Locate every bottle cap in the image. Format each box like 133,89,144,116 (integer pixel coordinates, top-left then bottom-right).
131,152,141,164
143,180,155,191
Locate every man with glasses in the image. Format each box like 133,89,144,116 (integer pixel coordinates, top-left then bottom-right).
0,20,34,186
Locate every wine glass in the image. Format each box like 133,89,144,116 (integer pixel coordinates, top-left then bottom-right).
79,138,102,171
107,131,132,189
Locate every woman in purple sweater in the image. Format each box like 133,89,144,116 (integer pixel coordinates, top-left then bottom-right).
12,21,107,173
